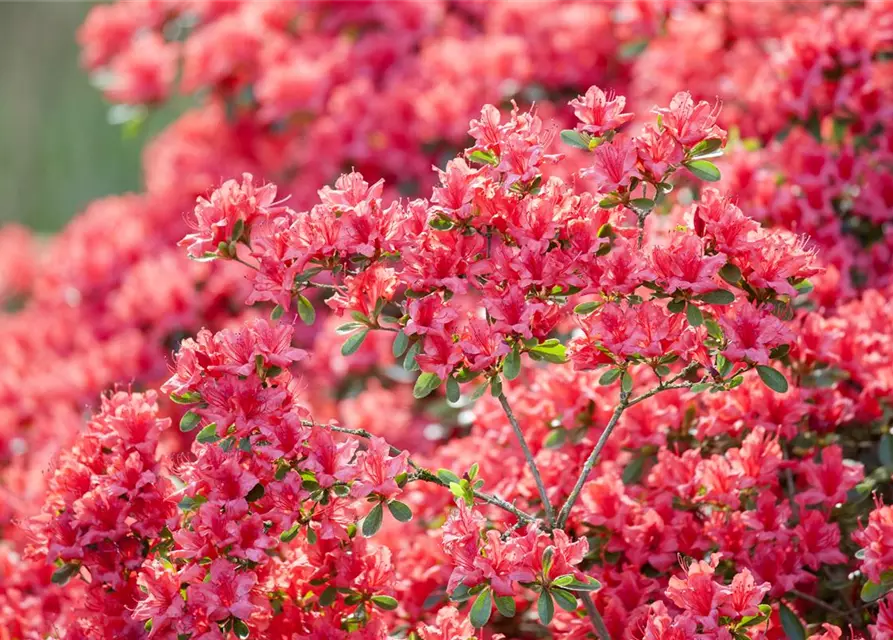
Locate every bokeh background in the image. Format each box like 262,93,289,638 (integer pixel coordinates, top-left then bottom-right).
0,3,184,232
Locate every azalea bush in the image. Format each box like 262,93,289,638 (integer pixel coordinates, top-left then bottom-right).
3,2,893,640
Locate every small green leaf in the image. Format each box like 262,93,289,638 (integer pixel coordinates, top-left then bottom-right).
170,391,202,405
504,345,521,381
362,502,384,537
392,330,409,358
686,303,704,327
271,304,285,320
371,595,399,611
720,263,742,285
697,289,736,305
537,590,555,626
862,579,893,603
690,138,724,159
542,546,555,575
621,371,633,394
413,372,442,399
494,594,516,618
319,586,337,607
297,295,315,325
470,588,493,628
778,602,806,640
560,129,590,150
543,429,566,449
233,618,250,639
341,330,369,356
437,469,461,485
468,149,499,166
757,365,789,393
574,301,601,315
529,341,567,364
245,483,265,502
387,500,413,523
403,340,422,371
599,368,621,386
622,456,645,485
667,299,686,314
196,423,219,444
490,375,503,398
562,577,602,592
280,522,301,542
684,160,721,182
51,563,80,586
179,411,201,433
336,322,365,335
552,574,575,588
446,376,461,403
628,198,655,215
551,588,578,612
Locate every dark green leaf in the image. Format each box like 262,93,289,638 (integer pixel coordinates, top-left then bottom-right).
413,372,442,399
561,577,602,592
392,330,409,358
297,295,315,325
362,502,384,537
490,375,503,398
686,303,704,327
719,263,742,285
233,618,250,639
691,138,724,159
180,411,201,433
504,345,521,381
446,376,461,403
622,456,645,485
537,590,555,626
245,483,265,502
271,304,285,321
628,198,655,215
881,435,893,468
560,129,590,150
341,330,369,356
621,371,633,394
403,340,422,371
437,469,461,485
667,299,686,314
494,595,516,618
319,586,337,607
470,588,493,628
551,588,578,612
599,368,622,386
196,423,220,444
778,602,806,640
697,289,736,305
51,563,80,586
684,160,721,182
387,500,413,522
371,595,399,611
757,365,789,393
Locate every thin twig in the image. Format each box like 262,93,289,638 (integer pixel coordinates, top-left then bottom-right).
321,423,537,525
789,591,848,618
579,593,610,640
497,393,556,529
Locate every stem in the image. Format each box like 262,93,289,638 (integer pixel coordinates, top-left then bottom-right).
556,392,629,529
497,392,556,529
788,591,848,617
322,423,538,525
579,593,610,640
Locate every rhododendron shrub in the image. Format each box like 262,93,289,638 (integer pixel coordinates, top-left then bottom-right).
4,2,893,640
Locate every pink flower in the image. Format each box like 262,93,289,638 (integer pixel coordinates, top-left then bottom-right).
720,301,794,365
654,92,726,147
650,233,726,294
570,86,634,136
582,135,639,192
719,569,770,618
351,436,410,499
187,560,258,622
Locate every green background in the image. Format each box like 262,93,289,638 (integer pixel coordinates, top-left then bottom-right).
0,3,182,232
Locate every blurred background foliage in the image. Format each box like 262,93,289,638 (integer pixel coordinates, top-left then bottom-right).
0,3,185,233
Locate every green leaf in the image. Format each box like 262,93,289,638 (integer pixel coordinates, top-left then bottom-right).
468,149,499,166
470,588,493,628
551,588,578,612
280,522,301,542
341,330,369,356
720,263,742,285
170,391,202,405
403,340,422,371
667,299,686,314
336,322,365,335
561,577,602,592
881,435,893,468
691,138,724,159
794,279,814,295
490,375,503,398
179,411,201,433
297,295,316,325
686,303,704,327
622,456,645,485
318,586,337,607
543,429,566,449
574,301,601,315
233,618,250,639
245,483,265,502
684,159,721,182
450,584,473,603
504,345,521,381
770,344,790,360
387,500,413,523
621,371,633,394
560,129,590,150
697,289,736,305
542,546,555,576
529,341,567,364
778,602,806,640
494,594,516,618
446,376,461,403
196,423,220,444
437,469,461,485
362,502,384,537
271,304,285,321
371,595,399,611
552,574,575,588
537,590,555,626
413,372,442,399
392,330,409,358
757,365,789,393
51,562,80,586
628,198,655,215
599,368,622,386
862,579,893,603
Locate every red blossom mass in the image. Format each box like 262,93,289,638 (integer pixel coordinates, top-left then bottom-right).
3,2,893,640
